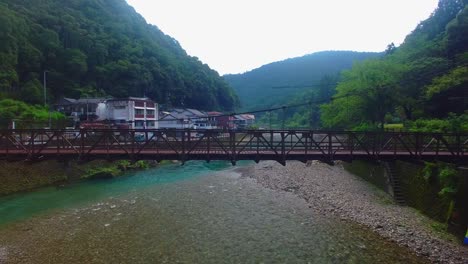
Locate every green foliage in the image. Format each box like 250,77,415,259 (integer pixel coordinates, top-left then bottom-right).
84,166,121,179
351,122,381,132
425,66,468,98
407,112,468,132
422,161,462,225
117,160,131,171
321,59,406,129
422,162,437,181
224,51,379,111
132,160,150,169
319,0,468,130
0,99,66,128
438,166,459,196
116,160,150,171
384,123,404,131
423,162,461,199
0,0,238,111
254,74,341,129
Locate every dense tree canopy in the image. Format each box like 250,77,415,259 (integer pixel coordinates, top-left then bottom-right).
224,51,380,111
321,0,468,131
0,0,238,111
0,99,65,128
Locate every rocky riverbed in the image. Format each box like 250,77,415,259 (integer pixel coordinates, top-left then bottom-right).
238,160,468,264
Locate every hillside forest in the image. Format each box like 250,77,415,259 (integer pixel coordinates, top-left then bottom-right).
224,51,380,112
310,0,467,131
0,0,239,120
226,0,467,132
0,0,466,132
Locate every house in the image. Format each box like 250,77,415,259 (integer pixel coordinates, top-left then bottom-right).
55,97,159,129
106,97,158,129
55,97,108,122
158,111,191,129
207,112,235,129
233,114,256,129
159,108,211,129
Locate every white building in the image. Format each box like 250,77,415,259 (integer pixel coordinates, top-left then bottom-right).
106,97,158,129
159,108,210,129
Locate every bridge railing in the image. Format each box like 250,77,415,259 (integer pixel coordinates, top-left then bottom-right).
0,129,466,163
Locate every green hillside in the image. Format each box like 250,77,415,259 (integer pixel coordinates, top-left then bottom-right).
224,51,380,111
0,0,238,111
321,0,468,131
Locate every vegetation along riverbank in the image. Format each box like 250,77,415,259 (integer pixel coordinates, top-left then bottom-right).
0,160,156,196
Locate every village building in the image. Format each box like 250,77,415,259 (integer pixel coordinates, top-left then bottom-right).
207,112,235,129
233,114,256,129
105,97,158,129
159,108,210,129
55,97,158,129
55,97,108,122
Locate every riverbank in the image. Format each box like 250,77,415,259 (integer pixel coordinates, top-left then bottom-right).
238,160,468,264
0,161,429,263
0,160,156,196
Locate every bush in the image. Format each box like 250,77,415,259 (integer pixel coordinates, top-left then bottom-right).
408,113,468,133
352,122,380,131
131,160,150,169
0,99,66,128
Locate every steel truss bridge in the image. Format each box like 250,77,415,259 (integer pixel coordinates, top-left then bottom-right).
0,129,467,165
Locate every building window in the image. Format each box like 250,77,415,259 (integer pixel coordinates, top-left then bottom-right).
147,109,155,116
135,109,144,115
135,121,145,128
147,121,155,127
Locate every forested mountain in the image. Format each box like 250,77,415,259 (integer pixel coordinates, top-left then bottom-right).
0,0,238,111
224,51,380,111
321,0,468,131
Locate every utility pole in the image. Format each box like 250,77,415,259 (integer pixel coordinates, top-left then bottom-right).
43,71,48,107
281,106,286,130
43,71,52,128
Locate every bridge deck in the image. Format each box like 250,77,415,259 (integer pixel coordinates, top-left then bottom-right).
0,129,466,164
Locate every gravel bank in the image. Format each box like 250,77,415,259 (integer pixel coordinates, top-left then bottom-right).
238,160,468,264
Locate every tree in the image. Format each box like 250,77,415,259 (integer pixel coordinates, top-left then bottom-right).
321,59,405,129
0,0,239,111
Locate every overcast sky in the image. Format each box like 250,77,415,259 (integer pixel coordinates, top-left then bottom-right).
126,0,439,75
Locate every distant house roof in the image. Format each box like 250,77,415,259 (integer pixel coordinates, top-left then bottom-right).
234,115,246,121
234,114,255,121
186,109,207,117
57,97,108,105
62,98,77,103
161,112,188,121
75,98,108,104
170,108,207,118
241,114,255,120
207,111,223,116
106,97,154,102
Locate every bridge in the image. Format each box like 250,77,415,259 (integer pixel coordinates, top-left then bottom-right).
0,129,467,165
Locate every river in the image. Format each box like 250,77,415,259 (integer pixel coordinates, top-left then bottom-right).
0,161,425,263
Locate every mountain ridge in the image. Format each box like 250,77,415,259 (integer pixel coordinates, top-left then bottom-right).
224,50,381,111
0,0,238,111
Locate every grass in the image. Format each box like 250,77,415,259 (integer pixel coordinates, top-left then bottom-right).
384,123,404,131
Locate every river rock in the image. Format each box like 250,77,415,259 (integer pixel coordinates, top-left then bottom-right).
0,247,7,262
241,160,468,264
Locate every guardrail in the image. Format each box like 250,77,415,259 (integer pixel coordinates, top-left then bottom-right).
0,129,466,165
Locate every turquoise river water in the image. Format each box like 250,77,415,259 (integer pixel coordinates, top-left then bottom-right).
0,161,426,263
